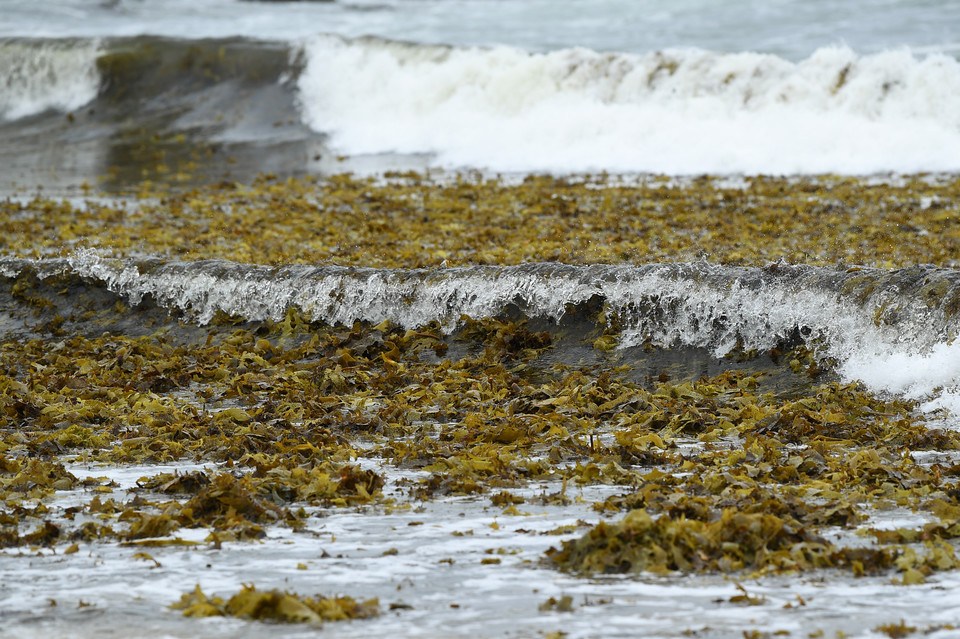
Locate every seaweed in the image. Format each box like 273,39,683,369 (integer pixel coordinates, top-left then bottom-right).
4,174,959,269
170,584,379,624
2,173,960,632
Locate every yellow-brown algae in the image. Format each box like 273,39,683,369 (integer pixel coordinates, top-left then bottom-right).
170,584,379,624
2,173,960,636
1,174,958,268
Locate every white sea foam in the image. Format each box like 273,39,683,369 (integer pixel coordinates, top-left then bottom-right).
297,36,960,175
841,341,960,417
0,39,101,121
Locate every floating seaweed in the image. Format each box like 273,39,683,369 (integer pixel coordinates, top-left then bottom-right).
170,584,379,624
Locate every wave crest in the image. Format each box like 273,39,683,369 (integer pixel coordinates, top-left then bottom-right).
7,253,960,414
297,36,960,174
0,38,101,121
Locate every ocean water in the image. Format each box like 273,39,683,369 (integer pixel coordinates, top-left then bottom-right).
2,0,960,176
4,3,960,638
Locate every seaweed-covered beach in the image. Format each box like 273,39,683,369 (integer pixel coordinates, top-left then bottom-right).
4,1,960,637
3,174,960,638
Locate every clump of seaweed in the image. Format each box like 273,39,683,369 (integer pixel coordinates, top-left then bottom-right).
546,508,958,579
546,509,829,574
170,584,379,624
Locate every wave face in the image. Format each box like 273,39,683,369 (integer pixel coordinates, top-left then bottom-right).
0,38,101,121
0,36,300,128
297,36,960,174
5,253,960,415
0,37,323,188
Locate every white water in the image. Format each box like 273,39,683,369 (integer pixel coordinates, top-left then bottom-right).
297,37,960,175
4,0,960,174
842,341,960,417
0,39,100,120
6,33,960,175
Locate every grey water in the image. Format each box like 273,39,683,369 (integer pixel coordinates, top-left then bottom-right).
2,0,959,60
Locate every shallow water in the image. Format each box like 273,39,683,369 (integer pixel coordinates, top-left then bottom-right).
4,460,960,639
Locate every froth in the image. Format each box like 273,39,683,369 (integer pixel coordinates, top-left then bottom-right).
296,36,960,174
0,39,101,121
841,342,960,417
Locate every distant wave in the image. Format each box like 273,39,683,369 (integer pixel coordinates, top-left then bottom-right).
0,36,307,152
5,34,960,175
5,253,960,415
0,36,297,117
297,35,960,175
0,38,101,120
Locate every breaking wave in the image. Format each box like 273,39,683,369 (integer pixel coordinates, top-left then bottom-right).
6,34,960,176
297,36,960,174
0,36,299,130
4,253,960,414
0,38,101,121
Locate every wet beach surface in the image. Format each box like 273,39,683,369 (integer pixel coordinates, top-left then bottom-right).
3,166,960,637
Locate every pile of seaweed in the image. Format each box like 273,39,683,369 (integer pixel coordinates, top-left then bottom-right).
2,173,959,268
171,584,379,625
